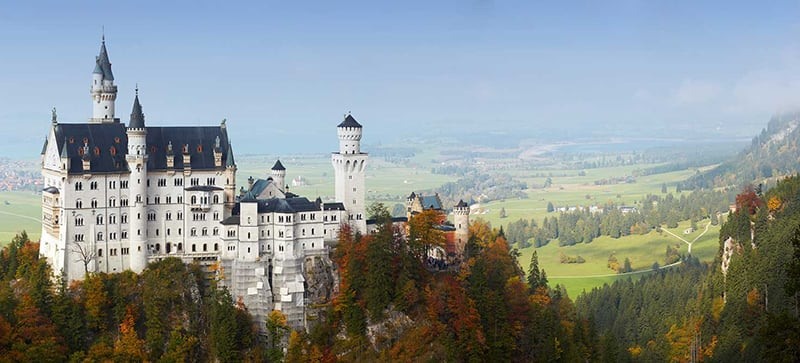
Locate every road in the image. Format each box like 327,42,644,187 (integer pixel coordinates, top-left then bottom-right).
549,220,712,279
660,220,712,254
0,210,41,223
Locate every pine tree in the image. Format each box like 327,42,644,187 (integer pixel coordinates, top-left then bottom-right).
527,250,543,291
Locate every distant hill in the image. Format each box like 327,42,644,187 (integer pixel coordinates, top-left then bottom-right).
682,112,800,190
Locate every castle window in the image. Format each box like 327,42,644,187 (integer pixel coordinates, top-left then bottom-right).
74,216,84,226
279,245,284,252
122,247,129,255
96,214,103,225
75,182,83,191
202,227,208,236
203,244,207,252
178,228,182,235
312,243,315,248
191,228,197,236
121,214,128,224
109,197,116,207
213,227,219,236
302,229,305,236
311,228,315,235
279,231,284,238
91,199,98,208
214,243,219,251
90,181,98,190
109,214,116,224
94,147,100,156
192,244,196,252
96,232,103,241
97,248,103,257
177,243,182,251
121,231,127,239
213,195,219,204
247,232,251,239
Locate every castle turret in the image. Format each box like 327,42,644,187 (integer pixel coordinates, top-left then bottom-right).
90,36,118,123
126,89,148,272
271,160,286,192
331,113,367,233
224,139,237,216
454,200,470,260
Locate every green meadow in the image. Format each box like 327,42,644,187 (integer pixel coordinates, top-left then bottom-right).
0,191,42,244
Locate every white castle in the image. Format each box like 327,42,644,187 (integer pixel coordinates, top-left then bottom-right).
38,38,371,329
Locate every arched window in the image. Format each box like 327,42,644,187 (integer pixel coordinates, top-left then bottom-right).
97,232,103,241
213,194,219,204
96,214,103,225
191,195,197,204
214,243,218,251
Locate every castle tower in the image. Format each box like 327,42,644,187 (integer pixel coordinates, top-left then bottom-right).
454,200,470,260
331,114,367,233
90,36,118,123
224,140,237,216
271,160,286,192
126,89,148,272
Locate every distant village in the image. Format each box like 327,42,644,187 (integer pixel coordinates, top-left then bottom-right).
0,158,40,192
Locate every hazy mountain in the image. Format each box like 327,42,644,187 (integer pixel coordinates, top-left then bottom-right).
682,112,800,190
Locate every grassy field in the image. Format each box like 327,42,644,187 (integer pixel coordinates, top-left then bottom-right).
514,218,720,298
0,191,42,244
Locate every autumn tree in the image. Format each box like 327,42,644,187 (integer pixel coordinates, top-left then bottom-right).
407,209,446,263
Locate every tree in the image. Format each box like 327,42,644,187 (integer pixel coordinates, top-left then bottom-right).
113,305,147,362
547,201,555,213
527,250,547,292
499,207,507,219
266,310,289,362
70,241,96,277
407,209,446,263
662,183,668,194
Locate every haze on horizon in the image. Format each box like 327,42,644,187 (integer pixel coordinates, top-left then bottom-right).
2,1,800,157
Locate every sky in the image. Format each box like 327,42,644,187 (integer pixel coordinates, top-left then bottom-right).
2,1,800,157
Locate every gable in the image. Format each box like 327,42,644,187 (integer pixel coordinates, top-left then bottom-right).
43,129,62,171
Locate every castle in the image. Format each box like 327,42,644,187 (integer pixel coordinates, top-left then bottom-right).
39,37,467,330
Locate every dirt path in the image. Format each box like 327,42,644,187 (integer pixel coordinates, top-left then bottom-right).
0,210,41,223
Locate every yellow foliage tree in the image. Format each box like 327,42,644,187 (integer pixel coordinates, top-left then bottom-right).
767,196,782,212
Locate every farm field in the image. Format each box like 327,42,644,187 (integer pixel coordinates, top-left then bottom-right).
0,191,41,244
515,218,721,298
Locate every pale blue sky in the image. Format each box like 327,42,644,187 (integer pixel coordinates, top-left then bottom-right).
2,1,800,156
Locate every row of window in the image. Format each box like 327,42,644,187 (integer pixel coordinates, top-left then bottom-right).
74,180,128,191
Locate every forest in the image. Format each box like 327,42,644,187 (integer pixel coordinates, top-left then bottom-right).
1,176,799,361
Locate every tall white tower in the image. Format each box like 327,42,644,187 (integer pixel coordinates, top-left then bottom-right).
271,160,286,192
331,114,367,233
453,200,470,260
90,36,118,123
126,89,148,272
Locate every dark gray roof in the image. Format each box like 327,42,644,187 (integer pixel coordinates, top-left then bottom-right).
271,159,285,171
185,185,223,192
420,195,442,210
95,39,114,81
455,199,468,208
241,190,258,202
53,122,233,174
230,196,321,219
323,202,346,211
221,215,240,225
43,186,59,194
337,114,362,128
225,142,236,167
145,126,232,171
128,93,145,129
40,138,48,155
54,123,129,174
408,191,416,199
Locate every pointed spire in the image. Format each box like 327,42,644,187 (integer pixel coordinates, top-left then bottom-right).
61,137,69,158
271,159,286,171
129,87,145,129
225,141,236,168
95,33,114,80
337,113,362,128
